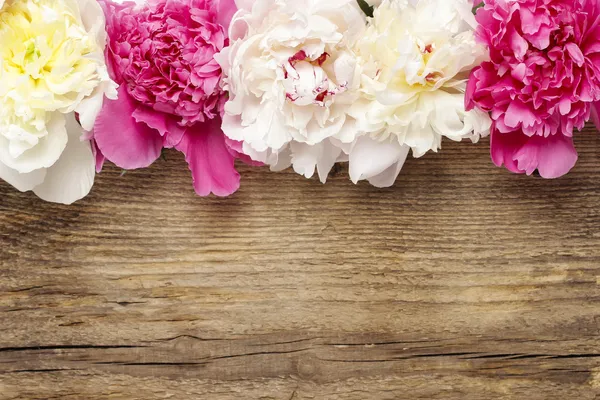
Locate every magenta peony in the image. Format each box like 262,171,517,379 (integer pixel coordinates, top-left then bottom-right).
93,0,245,196
466,0,600,178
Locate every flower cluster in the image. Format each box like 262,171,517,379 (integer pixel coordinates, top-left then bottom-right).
218,0,490,186
1,0,599,204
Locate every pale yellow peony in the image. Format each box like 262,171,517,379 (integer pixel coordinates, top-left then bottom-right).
0,0,117,203
347,0,491,187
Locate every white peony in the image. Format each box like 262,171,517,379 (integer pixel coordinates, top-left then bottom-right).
217,0,366,182
347,0,491,187
0,0,117,204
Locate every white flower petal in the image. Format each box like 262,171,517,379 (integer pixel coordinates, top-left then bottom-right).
0,159,46,192
316,140,344,183
290,140,343,183
367,152,409,188
0,113,68,174
76,0,107,47
75,80,118,131
348,135,409,185
33,113,95,204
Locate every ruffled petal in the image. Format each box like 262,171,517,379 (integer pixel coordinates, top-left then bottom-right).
132,106,186,147
0,113,68,174
33,113,96,204
175,118,240,197
94,86,162,170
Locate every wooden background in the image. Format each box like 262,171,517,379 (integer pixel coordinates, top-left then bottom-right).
1,127,600,399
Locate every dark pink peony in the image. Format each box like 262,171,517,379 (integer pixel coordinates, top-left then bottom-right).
466,0,600,178
93,0,246,196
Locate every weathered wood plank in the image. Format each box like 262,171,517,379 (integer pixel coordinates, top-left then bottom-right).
1,129,600,399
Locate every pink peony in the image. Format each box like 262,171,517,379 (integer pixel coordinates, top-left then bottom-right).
93,0,245,196
466,0,600,178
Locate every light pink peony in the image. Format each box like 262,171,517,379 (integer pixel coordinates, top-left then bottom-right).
466,0,600,178
93,0,245,196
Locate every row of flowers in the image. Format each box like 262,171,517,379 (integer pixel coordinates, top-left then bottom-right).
1,0,599,204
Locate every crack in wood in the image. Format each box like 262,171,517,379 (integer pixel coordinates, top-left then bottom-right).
0,345,145,353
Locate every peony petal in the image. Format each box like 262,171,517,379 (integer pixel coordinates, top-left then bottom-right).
348,135,410,186
94,86,163,170
516,134,578,179
504,101,537,129
175,118,240,197
367,151,409,188
216,0,238,31
132,106,186,147
0,113,68,174
491,128,578,178
33,113,96,204
490,128,528,174
0,160,46,192
77,0,108,47
91,139,105,173
225,137,263,166
316,140,344,184
75,80,118,131
289,141,342,183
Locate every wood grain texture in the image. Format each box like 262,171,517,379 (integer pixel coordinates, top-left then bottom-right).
1,127,600,399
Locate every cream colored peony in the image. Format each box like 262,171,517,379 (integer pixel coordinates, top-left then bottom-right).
217,0,366,182
347,0,491,187
0,0,117,203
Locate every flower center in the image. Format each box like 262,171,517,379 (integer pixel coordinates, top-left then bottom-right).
23,39,41,65
418,42,444,86
282,50,345,106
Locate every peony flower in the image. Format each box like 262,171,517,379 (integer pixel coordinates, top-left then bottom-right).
93,0,244,196
466,0,600,178
217,0,367,183
0,0,117,204
346,0,491,186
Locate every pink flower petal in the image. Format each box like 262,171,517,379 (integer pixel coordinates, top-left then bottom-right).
215,0,237,31
525,135,578,179
91,139,105,173
491,128,578,179
175,118,240,197
132,106,186,148
504,101,537,129
490,128,527,174
94,86,163,170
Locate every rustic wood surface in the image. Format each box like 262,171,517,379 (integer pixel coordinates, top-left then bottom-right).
1,127,600,399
